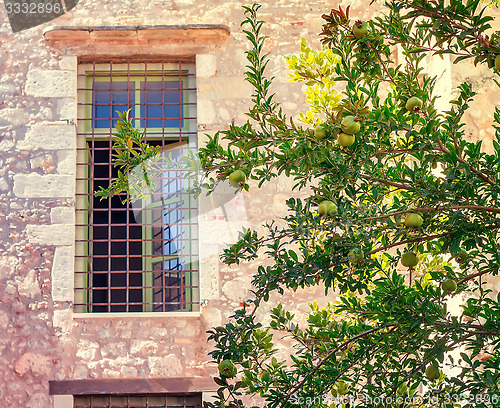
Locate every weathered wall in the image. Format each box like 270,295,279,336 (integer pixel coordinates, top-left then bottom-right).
0,2,352,407
1,1,500,407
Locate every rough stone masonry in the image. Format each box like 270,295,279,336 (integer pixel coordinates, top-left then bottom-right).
0,0,500,407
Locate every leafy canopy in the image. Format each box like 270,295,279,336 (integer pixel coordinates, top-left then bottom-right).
200,1,500,407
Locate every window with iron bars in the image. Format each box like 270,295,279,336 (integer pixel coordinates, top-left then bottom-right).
75,60,199,313
73,393,202,408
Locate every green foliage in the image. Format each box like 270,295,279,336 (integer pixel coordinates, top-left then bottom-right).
285,38,342,126
94,109,162,202
200,2,500,408
95,109,205,201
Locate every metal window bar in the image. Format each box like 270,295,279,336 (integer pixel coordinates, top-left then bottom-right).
75,60,199,313
74,393,202,408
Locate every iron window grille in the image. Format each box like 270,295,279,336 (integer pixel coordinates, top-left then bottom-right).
73,393,202,408
75,61,199,313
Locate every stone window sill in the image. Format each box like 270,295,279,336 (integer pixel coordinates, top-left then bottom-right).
72,312,202,319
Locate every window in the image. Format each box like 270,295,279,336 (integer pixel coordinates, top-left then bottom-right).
75,61,199,313
74,393,202,408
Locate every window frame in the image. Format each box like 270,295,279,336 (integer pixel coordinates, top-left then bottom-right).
74,61,200,315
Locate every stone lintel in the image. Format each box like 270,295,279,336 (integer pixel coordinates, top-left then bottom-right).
43,25,230,57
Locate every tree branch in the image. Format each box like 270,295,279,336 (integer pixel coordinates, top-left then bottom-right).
359,173,412,190
279,323,397,408
362,205,500,223
436,136,498,188
366,232,450,256
457,268,496,286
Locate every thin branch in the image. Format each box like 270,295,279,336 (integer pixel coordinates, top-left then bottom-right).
366,232,450,256
409,3,482,36
279,323,397,408
362,205,500,223
359,173,413,190
368,222,500,257
374,331,479,408
457,268,495,286
436,136,498,188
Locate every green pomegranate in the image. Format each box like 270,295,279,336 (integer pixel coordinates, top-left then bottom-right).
338,133,355,147
405,96,423,113
425,364,440,380
352,21,368,39
218,360,237,378
340,115,361,135
228,170,246,188
318,200,337,216
441,279,457,294
348,248,364,265
404,213,423,228
314,124,328,140
401,252,418,268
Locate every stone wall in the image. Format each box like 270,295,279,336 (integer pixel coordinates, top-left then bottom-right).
1,1,500,407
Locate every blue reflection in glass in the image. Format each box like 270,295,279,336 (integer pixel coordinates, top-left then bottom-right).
140,81,183,129
93,81,134,129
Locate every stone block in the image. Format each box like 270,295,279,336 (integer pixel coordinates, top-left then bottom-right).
131,340,159,355
18,270,41,299
0,138,15,152
30,154,55,173
120,366,138,376
0,108,29,127
15,352,51,377
199,254,219,300
0,310,9,329
56,98,77,121
59,56,77,71
0,177,9,192
26,224,74,246
57,150,76,175
73,365,88,380
51,207,74,224
197,77,253,100
177,323,196,337
21,122,76,150
197,99,216,124
0,256,19,280
25,69,75,98
53,395,73,408
76,340,99,360
196,54,217,77
222,276,252,301
101,342,127,358
202,307,222,327
51,246,74,302
53,309,72,333
148,354,182,376
14,174,74,198
27,393,48,408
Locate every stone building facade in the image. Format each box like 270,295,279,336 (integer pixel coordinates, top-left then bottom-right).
1,1,500,407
